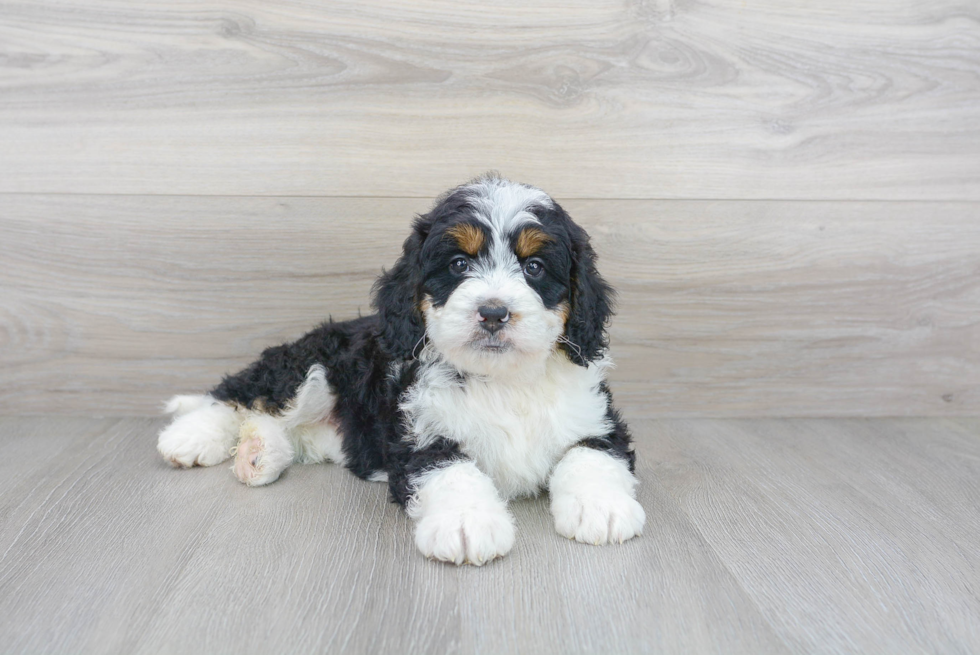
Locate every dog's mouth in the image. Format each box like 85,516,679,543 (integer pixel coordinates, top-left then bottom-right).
470,336,513,353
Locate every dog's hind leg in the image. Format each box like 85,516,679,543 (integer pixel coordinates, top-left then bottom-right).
281,364,344,465
231,365,342,486
232,413,294,486
157,395,242,468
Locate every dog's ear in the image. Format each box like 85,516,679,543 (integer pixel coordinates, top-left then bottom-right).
372,218,429,360
562,218,615,367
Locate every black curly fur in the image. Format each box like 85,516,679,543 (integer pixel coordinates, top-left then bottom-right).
558,208,615,366
210,315,471,503
387,437,468,506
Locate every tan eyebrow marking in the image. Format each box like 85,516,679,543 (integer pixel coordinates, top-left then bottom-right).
446,223,485,256
515,227,553,259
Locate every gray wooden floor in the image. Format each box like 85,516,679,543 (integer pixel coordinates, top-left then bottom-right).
1,417,978,654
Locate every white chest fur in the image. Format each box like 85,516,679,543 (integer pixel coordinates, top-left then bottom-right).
400,353,614,498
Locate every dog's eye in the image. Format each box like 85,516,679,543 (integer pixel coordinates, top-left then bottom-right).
523,259,544,278
450,257,469,274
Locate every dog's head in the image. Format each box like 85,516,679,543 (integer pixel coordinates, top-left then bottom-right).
372,175,613,375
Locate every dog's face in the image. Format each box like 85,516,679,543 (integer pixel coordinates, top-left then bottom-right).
373,176,613,375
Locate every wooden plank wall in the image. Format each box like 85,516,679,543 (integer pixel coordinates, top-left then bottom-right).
1,0,978,416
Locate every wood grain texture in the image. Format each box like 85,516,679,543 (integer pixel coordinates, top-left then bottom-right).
2,194,978,417
2,417,979,653
1,0,979,198
648,417,980,653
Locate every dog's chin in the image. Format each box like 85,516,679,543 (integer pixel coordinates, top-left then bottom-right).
430,332,556,378
469,336,514,354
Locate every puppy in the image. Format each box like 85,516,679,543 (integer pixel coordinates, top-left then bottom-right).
158,175,645,565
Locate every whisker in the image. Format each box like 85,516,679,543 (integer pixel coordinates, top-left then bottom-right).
412,330,429,360
557,335,583,361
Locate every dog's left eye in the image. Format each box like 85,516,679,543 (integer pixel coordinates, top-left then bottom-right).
523,259,544,278
450,257,469,274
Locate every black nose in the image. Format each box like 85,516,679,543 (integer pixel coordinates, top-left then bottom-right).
478,305,510,334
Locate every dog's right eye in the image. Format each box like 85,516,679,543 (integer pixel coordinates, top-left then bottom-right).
449,257,469,274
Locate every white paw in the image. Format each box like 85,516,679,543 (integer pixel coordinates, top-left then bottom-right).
414,507,515,566
157,398,239,468
551,492,646,545
232,416,294,487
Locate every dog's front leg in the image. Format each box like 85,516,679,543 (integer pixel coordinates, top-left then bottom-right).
391,442,515,566
549,445,646,545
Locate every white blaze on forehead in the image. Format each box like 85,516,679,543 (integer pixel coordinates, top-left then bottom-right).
463,178,554,274
464,178,553,233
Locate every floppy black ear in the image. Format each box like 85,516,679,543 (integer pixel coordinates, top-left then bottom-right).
371,219,429,360
562,220,615,366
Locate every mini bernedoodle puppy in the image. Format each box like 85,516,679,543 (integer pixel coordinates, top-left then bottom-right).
158,175,645,565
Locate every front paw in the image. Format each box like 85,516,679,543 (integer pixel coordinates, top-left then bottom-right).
414,507,515,566
551,492,646,545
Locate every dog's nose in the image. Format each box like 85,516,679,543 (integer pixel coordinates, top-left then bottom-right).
477,305,510,334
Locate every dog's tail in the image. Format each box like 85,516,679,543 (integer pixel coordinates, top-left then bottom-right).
163,394,214,416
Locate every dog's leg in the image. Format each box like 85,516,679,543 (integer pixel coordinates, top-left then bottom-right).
157,395,241,468
549,446,645,545
231,415,346,486
231,365,343,486
281,364,344,466
232,416,345,487
290,420,345,466
232,413,295,486
391,442,515,566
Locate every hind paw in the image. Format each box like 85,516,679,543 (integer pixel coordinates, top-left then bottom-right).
232,416,294,486
157,398,239,467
